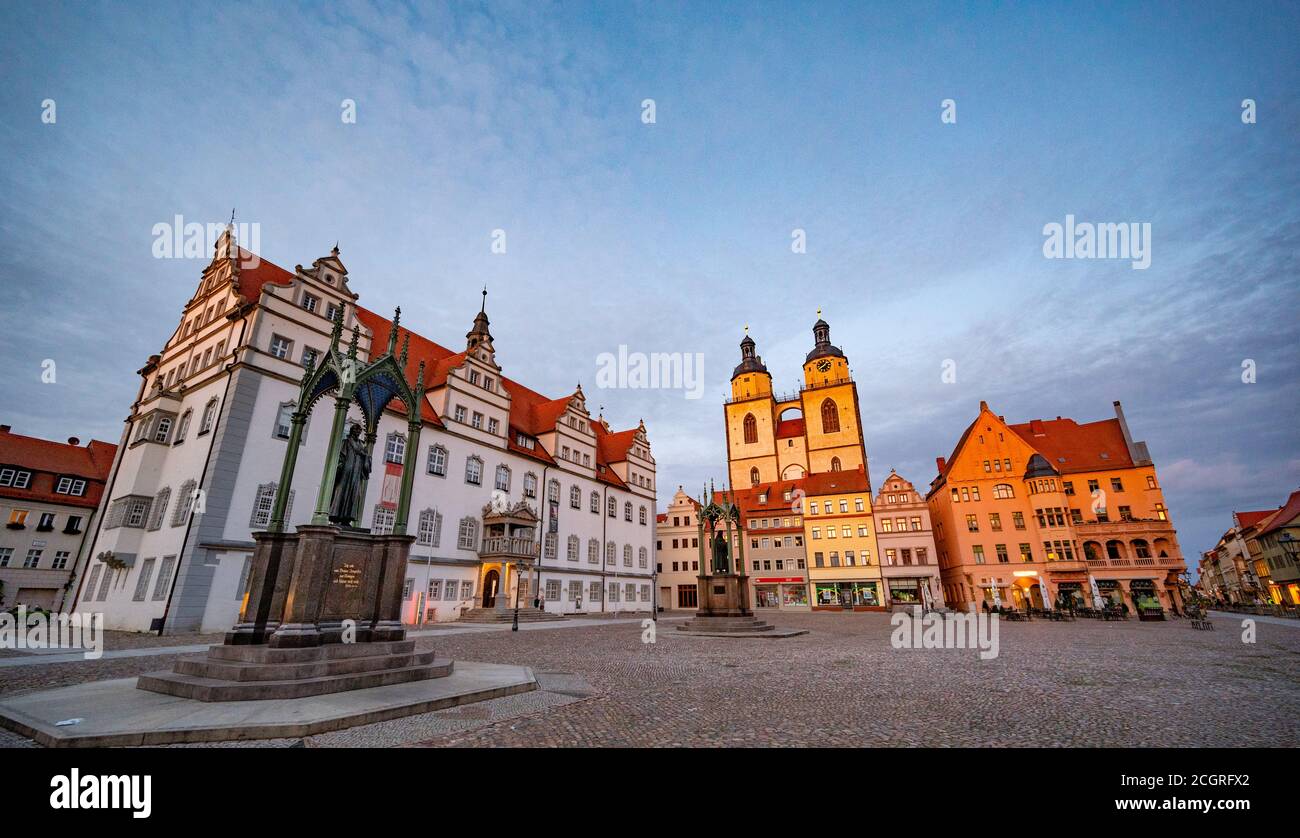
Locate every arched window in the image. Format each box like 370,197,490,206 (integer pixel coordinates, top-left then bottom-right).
639,506,647,525
175,410,192,443
608,497,617,517
750,467,760,486
743,413,758,444
567,535,580,561
638,547,648,567
820,398,840,434
464,456,482,485
588,538,600,563
570,485,581,508
590,491,600,513
624,501,633,521
494,464,511,492
830,457,841,472
547,479,560,503
606,540,617,564
544,531,557,560
623,544,633,566
1132,539,1151,559
993,483,1014,499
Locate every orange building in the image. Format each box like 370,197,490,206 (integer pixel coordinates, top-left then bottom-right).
927,400,1186,615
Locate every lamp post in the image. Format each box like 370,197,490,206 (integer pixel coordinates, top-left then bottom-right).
512,558,525,632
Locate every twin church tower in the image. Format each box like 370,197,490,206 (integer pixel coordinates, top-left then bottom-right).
724,318,870,491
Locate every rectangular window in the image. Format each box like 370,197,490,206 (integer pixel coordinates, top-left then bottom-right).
52,550,71,570
301,292,319,313
427,445,447,476
23,548,42,568
132,558,156,601
972,545,985,564
153,556,177,600
995,544,1009,563
1111,478,1124,492
270,335,292,359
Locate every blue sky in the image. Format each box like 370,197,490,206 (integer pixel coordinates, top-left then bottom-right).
1,0,1297,566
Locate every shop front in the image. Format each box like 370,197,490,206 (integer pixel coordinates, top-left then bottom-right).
884,577,926,605
1129,578,1165,619
1096,579,1123,607
813,580,881,611
752,576,810,610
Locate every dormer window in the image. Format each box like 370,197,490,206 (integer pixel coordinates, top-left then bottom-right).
55,477,87,496
0,468,32,489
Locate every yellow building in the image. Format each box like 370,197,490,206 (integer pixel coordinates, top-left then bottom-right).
725,319,868,488
800,468,884,609
724,317,881,608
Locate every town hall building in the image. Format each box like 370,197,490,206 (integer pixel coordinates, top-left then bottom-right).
73,229,655,634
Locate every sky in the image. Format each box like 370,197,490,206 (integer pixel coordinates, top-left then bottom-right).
1,0,1297,570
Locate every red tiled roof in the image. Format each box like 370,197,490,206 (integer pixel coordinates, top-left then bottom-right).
1258,490,1300,537
233,247,295,303
0,427,116,509
593,424,637,464
775,417,805,440
1235,509,1275,530
799,466,870,497
1007,417,1133,473
239,251,643,473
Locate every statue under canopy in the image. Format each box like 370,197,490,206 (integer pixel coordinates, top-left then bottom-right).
711,531,730,574
328,424,370,527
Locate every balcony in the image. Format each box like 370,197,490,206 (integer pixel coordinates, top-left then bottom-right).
479,535,538,562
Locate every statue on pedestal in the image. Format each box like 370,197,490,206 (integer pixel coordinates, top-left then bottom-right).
328,424,370,527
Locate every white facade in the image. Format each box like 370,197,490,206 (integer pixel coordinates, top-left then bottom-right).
74,232,654,633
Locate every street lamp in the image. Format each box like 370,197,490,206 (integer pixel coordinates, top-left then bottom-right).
512,558,525,632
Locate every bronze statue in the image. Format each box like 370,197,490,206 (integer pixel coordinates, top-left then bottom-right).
711,531,730,574
328,424,370,527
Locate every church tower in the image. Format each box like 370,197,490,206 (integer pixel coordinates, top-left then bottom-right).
799,317,868,479
725,332,779,489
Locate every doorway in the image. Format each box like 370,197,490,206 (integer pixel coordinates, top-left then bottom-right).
482,569,499,607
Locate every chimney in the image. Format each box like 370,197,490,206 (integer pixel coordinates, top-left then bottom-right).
979,400,989,412
67,437,80,446
0,425,9,434
1030,419,1046,436
936,456,947,474
1113,400,1152,465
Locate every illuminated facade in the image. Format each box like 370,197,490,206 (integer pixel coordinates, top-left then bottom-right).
928,400,1186,614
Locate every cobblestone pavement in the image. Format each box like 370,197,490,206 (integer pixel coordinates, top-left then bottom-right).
1,611,1296,747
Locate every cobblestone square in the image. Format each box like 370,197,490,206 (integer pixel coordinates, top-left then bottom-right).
2,611,1296,747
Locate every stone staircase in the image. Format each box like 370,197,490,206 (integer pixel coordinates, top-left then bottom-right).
677,616,775,633
456,607,567,624
136,640,453,701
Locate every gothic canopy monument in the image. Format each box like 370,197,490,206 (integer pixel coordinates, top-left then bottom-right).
676,482,804,637
137,307,455,700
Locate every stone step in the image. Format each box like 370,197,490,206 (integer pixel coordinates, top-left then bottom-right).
175,649,442,682
456,608,567,623
137,658,454,702
206,639,417,664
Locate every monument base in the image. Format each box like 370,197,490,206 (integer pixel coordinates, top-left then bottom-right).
694,573,752,617
224,525,412,649
136,639,452,702
675,574,806,637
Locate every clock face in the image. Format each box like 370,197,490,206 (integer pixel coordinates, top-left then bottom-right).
816,359,833,373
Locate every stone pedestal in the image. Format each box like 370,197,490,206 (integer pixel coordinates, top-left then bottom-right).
137,524,453,701
224,525,412,648
695,573,752,618
675,573,806,638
